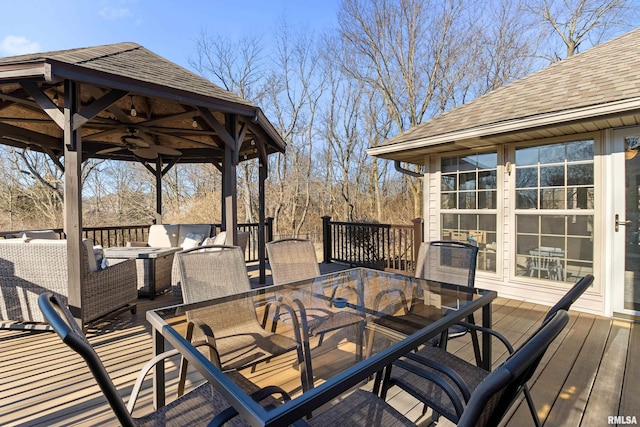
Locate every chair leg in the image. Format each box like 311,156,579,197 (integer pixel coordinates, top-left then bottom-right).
177,322,196,397
523,385,542,427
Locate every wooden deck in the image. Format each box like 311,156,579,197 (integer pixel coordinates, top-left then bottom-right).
1,267,638,426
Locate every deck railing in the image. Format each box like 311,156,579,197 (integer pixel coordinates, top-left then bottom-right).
322,216,423,274
0,220,273,263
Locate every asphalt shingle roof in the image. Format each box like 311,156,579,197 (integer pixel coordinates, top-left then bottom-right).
0,42,254,108
379,28,640,148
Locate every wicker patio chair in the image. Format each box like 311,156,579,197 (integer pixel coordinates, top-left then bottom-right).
379,274,593,426
174,245,312,393
0,238,137,331
38,292,292,427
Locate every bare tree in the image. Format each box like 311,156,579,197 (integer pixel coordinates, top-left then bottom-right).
525,0,638,61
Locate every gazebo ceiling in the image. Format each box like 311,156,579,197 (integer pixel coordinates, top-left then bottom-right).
0,42,285,164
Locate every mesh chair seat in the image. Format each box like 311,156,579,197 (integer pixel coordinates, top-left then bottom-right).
134,383,247,427
307,389,414,427
386,346,488,421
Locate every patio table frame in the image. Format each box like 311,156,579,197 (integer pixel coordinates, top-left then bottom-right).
146,267,496,427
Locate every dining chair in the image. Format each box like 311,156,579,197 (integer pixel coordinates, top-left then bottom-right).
304,309,570,427
37,292,292,427
174,245,313,393
379,274,593,427
266,238,365,342
366,241,480,362
379,309,570,427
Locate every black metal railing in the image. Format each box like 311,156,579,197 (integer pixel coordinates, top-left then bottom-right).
322,216,423,274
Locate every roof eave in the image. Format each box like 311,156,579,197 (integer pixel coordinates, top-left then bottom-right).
368,97,640,160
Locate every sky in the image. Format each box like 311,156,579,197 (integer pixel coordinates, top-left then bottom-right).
0,0,341,70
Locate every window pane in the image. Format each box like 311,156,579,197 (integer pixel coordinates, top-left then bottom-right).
567,215,593,236
477,152,497,169
567,164,593,185
516,146,538,166
541,188,565,209
442,156,457,173
567,237,593,261
540,165,565,186
459,155,476,171
441,175,457,191
567,186,595,209
516,167,538,188
459,172,476,190
541,215,565,235
478,191,497,209
478,170,497,189
442,213,457,229
516,189,538,209
517,215,538,233
540,143,566,164
441,193,457,209
459,192,476,209
566,140,594,161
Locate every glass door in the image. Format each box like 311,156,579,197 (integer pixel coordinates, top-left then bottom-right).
613,128,640,316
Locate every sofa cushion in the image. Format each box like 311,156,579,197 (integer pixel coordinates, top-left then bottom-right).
177,224,211,248
147,224,180,247
181,232,205,250
18,229,58,240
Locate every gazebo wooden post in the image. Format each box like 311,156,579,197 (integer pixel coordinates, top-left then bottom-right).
223,114,239,245
63,79,85,326
155,156,162,223
258,154,267,283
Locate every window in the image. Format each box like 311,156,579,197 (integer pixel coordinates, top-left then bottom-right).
514,140,594,283
440,152,498,272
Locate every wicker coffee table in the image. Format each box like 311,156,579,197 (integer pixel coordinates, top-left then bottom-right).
104,247,181,299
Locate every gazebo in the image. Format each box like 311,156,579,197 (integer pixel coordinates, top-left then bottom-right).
0,42,285,320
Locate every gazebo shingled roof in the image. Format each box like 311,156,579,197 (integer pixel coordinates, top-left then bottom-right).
0,42,285,164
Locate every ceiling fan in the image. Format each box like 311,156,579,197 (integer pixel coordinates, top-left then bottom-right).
96,128,182,160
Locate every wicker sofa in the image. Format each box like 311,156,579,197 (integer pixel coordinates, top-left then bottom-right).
0,238,137,330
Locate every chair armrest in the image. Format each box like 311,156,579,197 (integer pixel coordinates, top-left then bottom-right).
208,385,293,427
456,320,515,353
127,348,181,413
83,258,137,322
393,353,469,417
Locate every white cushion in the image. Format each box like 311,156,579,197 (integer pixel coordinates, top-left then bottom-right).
212,232,227,245
147,224,180,247
177,224,211,247
181,232,205,250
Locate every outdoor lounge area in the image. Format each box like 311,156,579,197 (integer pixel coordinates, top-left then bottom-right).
0,261,637,426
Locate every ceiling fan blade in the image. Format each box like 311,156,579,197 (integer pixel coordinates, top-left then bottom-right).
148,144,182,156
133,147,159,159
121,135,150,148
97,146,125,155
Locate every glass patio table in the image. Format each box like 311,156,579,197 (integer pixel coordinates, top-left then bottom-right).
146,267,497,427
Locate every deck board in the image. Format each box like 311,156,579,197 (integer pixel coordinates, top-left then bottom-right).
0,270,636,426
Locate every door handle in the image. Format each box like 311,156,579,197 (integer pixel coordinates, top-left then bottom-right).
615,214,631,232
